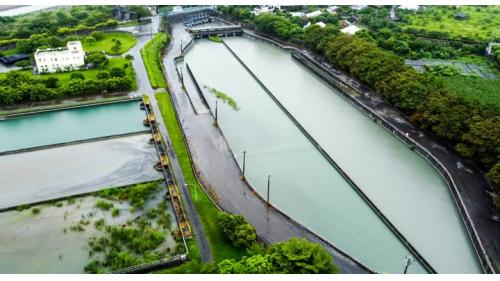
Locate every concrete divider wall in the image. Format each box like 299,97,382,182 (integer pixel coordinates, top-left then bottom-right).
185,63,210,110
221,40,436,273
0,97,141,119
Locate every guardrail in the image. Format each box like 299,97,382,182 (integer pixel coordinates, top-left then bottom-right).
109,254,187,274
221,40,437,274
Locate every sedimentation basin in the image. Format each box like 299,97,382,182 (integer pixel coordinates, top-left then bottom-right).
179,38,481,273
0,100,147,153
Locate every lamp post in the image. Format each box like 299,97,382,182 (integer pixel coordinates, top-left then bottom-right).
214,99,218,124
266,174,271,208
240,150,246,180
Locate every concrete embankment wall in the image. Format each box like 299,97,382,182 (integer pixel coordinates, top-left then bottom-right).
240,30,494,274
221,40,436,273
0,130,149,156
0,97,141,120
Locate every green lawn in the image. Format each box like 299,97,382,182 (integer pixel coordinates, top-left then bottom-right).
399,6,500,41
0,57,136,90
82,32,137,55
155,91,246,268
141,33,168,89
442,75,500,115
0,47,21,56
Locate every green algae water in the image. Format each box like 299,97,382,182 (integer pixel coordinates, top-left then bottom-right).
0,100,146,153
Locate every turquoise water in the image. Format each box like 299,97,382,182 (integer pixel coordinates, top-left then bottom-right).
0,100,146,152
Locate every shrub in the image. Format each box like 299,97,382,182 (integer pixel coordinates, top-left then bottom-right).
95,199,113,211
109,67,125,78
217,213,257,249
70,72,85,80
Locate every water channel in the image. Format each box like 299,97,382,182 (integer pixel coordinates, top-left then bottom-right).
0,100,147,153
179,38,481,273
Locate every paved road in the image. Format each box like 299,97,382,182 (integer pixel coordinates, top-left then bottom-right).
162,22,370,274
123,22,213,264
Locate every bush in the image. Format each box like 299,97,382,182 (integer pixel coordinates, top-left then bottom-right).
125,54,134,60
95,199,113,211
217,213,257,249
109,67,125,78
217,238,339,274
85,52,109,68
96,71,109,79
70,72,85,80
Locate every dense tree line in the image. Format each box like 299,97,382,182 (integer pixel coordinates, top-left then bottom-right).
318,31,500,191
0,6,115,40
0,68,132,107
214,213,338,273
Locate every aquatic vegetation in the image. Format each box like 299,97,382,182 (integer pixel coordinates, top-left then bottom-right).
94,200,113,211
96,181,162,210
208,35,223,43
204,85,240,110
31,208,41,215
111,208,120,217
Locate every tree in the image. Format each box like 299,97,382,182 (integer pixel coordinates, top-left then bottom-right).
217,238,339,274
0,86,22,106
268,238,339,274
127,6,150,19
70,72,85,80
97,71,109,79
486,163,500,189
111,39,122,53
85,52,109,68
85,36,96,46
456,117,500,167
43,77,59,88
217,213,257,249
109,67,125,78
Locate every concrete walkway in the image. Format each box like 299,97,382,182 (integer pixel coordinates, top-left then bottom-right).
162,22,370,274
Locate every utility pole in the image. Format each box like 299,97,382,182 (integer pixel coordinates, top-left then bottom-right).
403,256,414,274
266,174,271,208
214,100,218,122
240,150,246,180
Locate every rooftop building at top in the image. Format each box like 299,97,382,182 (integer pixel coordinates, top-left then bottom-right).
34,41,85,73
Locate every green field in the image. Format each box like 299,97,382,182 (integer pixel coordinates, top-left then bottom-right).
0,57,136,90
82,32,137,55
0,47,21,56
155,91,246,268
141,33,168,88
400,6,500,41
442,75,500,115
